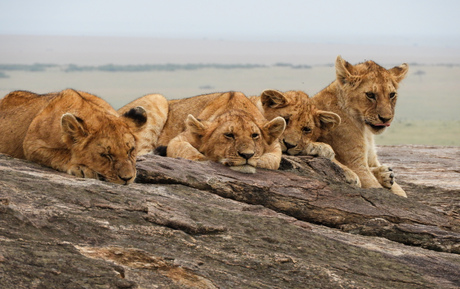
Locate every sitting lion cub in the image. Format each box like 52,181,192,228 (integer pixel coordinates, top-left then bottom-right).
157,91,286,173
0,89,148,184
311,56,409,197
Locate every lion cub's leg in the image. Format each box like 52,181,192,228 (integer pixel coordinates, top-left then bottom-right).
371,165,394,189
390,182,407,197
257,142,282,170
332,158,361,187
167,134,207,161
67,164,100,179
368,142,407,197
371,165,407,197
303,142,335,159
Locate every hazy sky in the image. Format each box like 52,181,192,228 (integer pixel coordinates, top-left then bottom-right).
1,0,459,46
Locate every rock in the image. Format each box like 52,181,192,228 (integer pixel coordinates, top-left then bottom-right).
0,146,459,288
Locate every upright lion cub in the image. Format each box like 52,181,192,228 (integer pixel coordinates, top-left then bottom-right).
157,91,286,173
0,89,148,184
311,56,409,197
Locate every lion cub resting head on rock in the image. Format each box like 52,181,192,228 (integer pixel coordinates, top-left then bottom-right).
250,89,340,159
158,91,286,173
250,89,362,186
0,89,148,184
312,56,409,197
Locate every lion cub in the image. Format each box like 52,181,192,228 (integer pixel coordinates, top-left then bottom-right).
311,56,409,197
250,90,340,158
0,89,148,184
117,93,169,155
157,91,286,173
250,89,360,185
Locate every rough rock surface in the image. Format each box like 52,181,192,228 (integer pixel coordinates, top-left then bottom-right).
0,145,459,288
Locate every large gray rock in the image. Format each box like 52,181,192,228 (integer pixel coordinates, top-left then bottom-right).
0,145,459,288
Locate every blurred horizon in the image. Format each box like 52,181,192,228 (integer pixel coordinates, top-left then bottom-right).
1,34,459,67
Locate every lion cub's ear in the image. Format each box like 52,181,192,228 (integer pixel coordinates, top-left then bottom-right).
318,110,341,134
335,55,361,87
389,63,409,83
122,106,148,128
261,90,288,108
61,113,88,144
263,116,286,145
185,114,207,136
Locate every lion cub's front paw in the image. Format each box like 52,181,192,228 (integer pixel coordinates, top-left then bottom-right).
304,142,335,159
343,168,361,187
371,165,395,189
67,164,99,180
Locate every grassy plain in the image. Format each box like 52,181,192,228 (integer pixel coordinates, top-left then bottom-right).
0,64,459,146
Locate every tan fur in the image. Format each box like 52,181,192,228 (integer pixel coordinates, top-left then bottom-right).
311,56,409,197
117,93,168,155
250,90,341,158
0,89,147,184
159,92,286,173
250,89,360,185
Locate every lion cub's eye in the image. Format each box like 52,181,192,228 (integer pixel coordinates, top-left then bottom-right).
224,133,235,139
128,147,135,156
251,133,260,139
365,92,376,100
100,153,114,162
389,92,396,99
302,127,312,134
283,116,290,126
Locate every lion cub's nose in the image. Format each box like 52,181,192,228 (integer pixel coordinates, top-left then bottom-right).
238,152,255,160
283,139,297,149
119,175,134,184
378,115,391,123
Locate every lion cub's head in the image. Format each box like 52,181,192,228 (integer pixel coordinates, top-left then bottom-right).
185,109,285,173
61,106,147,185
257,90,340,155
335,55,408,134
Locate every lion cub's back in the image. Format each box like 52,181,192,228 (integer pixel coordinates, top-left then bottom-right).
118,93,169,154
0,91,56,158
158,92,230,146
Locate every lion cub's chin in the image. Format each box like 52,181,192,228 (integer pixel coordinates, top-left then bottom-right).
229,165,257,174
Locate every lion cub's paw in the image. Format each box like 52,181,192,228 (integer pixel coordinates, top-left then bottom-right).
343,168,361,187
304,142,335,159
67,164,99,180
371,165,395,189
230,165,257,174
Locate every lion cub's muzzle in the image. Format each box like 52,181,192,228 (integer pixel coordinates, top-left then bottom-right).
112,163,137,185
223,149,258,174
281,139,302,156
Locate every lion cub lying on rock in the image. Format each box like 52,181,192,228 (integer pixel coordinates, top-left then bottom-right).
311,56,409,197
250,89,340,158
0,89,148,184
250,89,360,186
156,91,286,173
117,93,168,155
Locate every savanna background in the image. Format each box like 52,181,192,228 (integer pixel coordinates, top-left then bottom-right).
0,0,459,146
